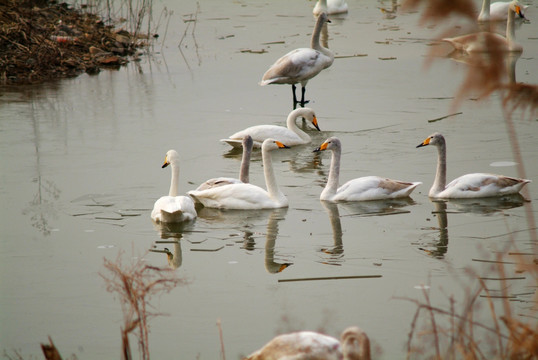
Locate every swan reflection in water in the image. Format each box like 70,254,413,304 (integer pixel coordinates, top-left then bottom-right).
150,219,195,269
418,195,525,258
319,198,417,264
197,207,292,273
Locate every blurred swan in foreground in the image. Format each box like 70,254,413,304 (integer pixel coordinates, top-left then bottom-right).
195,135,253,191
221,108,320,149
151,150,197,223
443,0,524,52
478,0,527,21
313,0,348,16
416,133,530,198
314,137,421,201
189,139,290,209
245,326,371,360
260,12,334,109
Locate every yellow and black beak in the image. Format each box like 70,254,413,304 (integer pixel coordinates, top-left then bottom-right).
515,5,526,20
312,116,321,131
416,137,430,148
313,141,329,153
162,155,170,168
275,140,290,149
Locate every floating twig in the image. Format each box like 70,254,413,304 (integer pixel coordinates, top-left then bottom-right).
191,246,225,252
278,275,381,283
428,112,463,123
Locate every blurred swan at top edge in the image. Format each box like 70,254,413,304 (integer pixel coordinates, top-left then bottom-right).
416,132,531,198
313,0,348,16
314,137,421,201
478,0,528,21
442,0,524,53
260,12,334,109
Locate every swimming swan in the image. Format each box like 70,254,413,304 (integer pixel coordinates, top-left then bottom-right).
478,0,527,21
260,12,334,108
188,139,290,209
195,135,253,191
313,0,349,16
443,0,524,52
221,108,320,149
244,326,371,360
314,137,421,201
151,150,197,223
416,132,531,198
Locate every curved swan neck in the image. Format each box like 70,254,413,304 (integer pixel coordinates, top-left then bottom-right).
169,162,180,197
506,6,516,44
311,14,332,58
431,143,447,196
479,0,490,20
287,109,310,142
262,145,284,200
322,145,341,199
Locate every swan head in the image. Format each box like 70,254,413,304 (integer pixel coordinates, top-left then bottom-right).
162,149,180,168
340,326,371,360
261,138,290,151
510,1,526,20
316,11,331,25
291,107,320,131
242,134,254,150
416,133,445,148
313,136,341,152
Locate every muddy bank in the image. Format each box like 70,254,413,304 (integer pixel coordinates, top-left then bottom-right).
0,0,145,85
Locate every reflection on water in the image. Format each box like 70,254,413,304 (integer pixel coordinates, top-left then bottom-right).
264,208,292,273
150,218,195,269
418,195,526,258
319,201,344,264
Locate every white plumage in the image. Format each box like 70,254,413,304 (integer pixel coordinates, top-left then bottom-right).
315,137,421,201
478,0,527,21
313,0,349,16
416,132,531,198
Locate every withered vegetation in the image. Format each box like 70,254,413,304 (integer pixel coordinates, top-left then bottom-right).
0,0,143,85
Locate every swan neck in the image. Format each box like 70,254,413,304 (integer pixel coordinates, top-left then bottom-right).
239,145,251,183
322,147,341,199
287,110,310,141
169,163,180,197
311,16,328,53
479,0,490,19
431,144,447,196
262,146,282,200
506,8,516,43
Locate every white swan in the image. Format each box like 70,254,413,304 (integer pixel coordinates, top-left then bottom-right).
313,0,349,16
188,139,290,209
478,0,527,21
416,133,531,198
151,150,197,223
195,135,253,192
260,12,334,108
443,0,524,52
314,137,421,201
245,326,371,360
220,107,320,149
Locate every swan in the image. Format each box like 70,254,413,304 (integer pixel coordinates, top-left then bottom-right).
260,12,334,108
188,139,290,209
151,150,197,223
313,0,349,16
443,0,524,52
416,132,531,198
314,137,421,201
244,326,371,360
220,107,320,149
478,0,527,21
194,135,253,192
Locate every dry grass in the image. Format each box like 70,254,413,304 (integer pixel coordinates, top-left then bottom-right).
100,251,186,360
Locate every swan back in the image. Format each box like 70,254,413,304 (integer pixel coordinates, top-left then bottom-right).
314,0,349,16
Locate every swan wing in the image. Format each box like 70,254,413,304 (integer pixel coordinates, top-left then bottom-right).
261,48,332,85
194,177,243,191
222,125,304,147
151,195,197,223
333,176,421,201
441,173,530,198
188,183,285,210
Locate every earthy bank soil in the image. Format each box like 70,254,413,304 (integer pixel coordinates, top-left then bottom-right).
0,0,144,85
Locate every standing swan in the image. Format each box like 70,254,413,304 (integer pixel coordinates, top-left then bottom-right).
416,133,531,198
443,0,524,52
151,150,197,223
220,108,320,149
260,12,334,109
188,139,290,209
478,0,527,21
244,326,371,360
313,0,349,16
314,137,421,201
195,135,254,191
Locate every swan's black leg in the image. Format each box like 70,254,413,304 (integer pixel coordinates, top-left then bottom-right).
292,84,299,109
300,85,310,107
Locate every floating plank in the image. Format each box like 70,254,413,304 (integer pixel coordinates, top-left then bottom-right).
278,275,381,283
428,112,463,123
191,246,225,252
